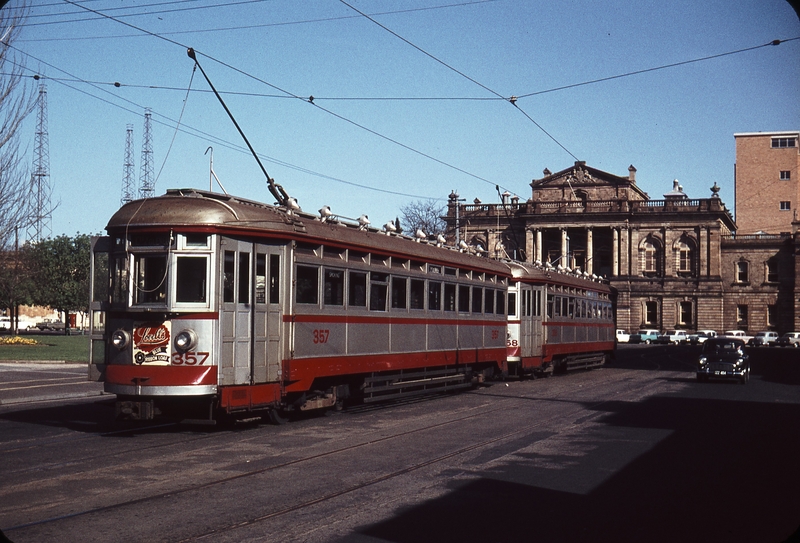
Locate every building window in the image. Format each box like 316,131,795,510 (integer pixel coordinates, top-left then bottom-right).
767,305,777,327
737,305,748,328
772,137,797,148
645,301,658,325
675,238,696,277
780,170,791,180
736,261,749,283
641,238,661,277
780,201,791,210
679,301,693,327
766,260,779,283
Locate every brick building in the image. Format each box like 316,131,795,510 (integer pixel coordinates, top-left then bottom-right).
734,131,800,234
446,154,800,335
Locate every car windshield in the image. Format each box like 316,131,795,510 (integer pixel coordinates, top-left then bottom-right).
703,340,742,353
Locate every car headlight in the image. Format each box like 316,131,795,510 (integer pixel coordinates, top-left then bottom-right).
698,356,707,366
174,329,198,353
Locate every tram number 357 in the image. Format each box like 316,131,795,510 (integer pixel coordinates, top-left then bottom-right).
171,351,210,365
313,329,330,344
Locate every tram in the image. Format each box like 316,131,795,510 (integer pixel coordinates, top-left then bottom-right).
88,189,511,423
506,261,615,378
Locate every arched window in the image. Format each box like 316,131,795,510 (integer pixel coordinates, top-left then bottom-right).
674,235,697,277
640,236,662,277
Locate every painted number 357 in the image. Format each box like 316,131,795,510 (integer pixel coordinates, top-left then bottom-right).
171,351,210,365
313,329,330,344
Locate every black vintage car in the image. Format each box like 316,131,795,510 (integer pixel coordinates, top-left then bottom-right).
696,338,750,384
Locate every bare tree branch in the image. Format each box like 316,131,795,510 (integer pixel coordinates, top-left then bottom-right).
399,199,447,238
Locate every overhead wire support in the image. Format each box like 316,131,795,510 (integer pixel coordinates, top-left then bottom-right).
338,0,579,164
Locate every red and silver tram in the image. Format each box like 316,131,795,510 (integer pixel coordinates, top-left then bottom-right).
88,189,511,423
506,261,615,378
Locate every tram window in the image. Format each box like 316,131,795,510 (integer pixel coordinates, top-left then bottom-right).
497,291,506,315
348,271,367,307
256,254,266,304
324,269,344,306
391,277,407,309
370,272,388,311
428,281,442,311
547,294,554,318
410,279,425,310
111,255,129,305
561,297,568,318
534,290,541,317
484,289,494,314
223,251,235,303
269,254,280,304
134,254,167,305
444,284,456,311
176,256,207,303
507,292,516,316
472,287,483,313
296,265,319,304
568,297,575,319
238,253,250,304
184,234,209,248
458,285,470,313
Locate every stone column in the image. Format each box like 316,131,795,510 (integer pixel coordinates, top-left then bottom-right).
586,227,594,274
536,229,543,263
613,228,619,276
561,228,568,267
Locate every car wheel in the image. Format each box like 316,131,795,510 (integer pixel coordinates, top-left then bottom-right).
644,339,651,344
740,370,749,385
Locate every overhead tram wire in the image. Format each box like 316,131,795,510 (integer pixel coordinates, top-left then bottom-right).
10,45,443,202
59,0,507,197
338,0,579,166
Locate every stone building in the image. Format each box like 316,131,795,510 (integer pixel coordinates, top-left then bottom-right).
445,158,800,334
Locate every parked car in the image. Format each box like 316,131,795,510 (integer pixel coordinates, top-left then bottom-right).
748,331,778,347
773,332,800,348
688,330,717,345
0,317,36,331
697,337,750,384
36,319,65,331
616,329,630,343
655,330,689,345
723,330,754,343
629,329,660,344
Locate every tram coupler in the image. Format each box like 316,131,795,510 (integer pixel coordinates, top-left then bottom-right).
116,399,155,420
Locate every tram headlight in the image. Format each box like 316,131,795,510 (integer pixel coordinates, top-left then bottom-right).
111,329,130,350
174,329,198,353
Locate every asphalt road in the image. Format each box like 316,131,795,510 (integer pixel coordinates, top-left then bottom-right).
0,345,798,543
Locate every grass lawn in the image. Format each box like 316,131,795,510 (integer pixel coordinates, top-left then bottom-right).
0,334,88,362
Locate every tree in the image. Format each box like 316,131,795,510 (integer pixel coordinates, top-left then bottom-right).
27,234,92,334
400,199,447,238
0,3,36,251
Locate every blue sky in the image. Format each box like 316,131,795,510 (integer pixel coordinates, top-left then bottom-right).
12,0,800,238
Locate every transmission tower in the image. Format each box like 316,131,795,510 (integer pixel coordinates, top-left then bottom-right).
28,83,52,242
121,124,136,205
138,107,154,199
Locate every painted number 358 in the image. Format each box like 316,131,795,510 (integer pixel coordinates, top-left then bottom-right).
313,329,330,344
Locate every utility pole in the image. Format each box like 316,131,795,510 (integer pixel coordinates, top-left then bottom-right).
28,83,52,242
138,108,154,199
121,124,136,205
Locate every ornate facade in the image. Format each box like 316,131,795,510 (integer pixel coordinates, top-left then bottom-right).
446,161,800,334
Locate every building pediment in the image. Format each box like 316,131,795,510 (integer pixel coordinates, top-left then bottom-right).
531,161,649,202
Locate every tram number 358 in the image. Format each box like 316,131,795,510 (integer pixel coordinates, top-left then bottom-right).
171,351,210,365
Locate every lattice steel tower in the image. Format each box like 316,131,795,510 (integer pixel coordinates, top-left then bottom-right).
121,124,136,205
138,107,154,199
28,83,52,242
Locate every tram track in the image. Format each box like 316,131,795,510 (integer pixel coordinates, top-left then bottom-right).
4,366,685,541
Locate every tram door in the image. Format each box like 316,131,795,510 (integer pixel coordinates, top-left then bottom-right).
519,286,544,358
220,239,284,386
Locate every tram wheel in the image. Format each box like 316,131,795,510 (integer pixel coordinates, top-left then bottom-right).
267,408,288,425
